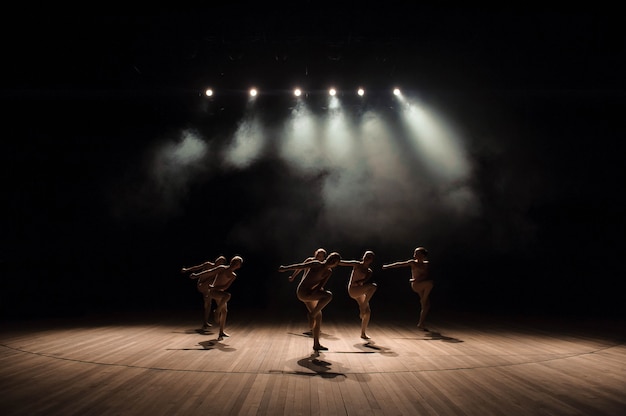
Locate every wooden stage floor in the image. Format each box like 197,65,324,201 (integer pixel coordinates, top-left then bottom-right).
1,308,625,415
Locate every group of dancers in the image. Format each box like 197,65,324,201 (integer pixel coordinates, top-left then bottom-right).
180,255,243,340
181,247,433,350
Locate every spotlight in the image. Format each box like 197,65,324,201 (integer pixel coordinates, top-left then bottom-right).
357,88,365,96
205,88,213,97
393,88,401,96
249,88,258,97
294,88,302,97
329,88,337,96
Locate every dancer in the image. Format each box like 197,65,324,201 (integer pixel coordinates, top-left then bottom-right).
279,252,341,351
182,255,227,331
192,256,243,340
382,247,433,331
338,250,378,339
288,248,327,336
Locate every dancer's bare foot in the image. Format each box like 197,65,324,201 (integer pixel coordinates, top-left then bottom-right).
417,325,429,332
361,334,371,340
313,344,328,351
219,332,230,338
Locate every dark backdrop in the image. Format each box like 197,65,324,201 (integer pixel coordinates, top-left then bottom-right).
2,9,624,321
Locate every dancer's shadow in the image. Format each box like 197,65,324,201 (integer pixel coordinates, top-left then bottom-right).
357,339,398,356
287,331,340,341
394,329,463,343
166,339,236,351
197,339,237,351
174,328,215,335
423,331,463,343
295,352,347,379
287,331,314,338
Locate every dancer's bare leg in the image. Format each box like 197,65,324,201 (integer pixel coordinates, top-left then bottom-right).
308,291,332,319
414,283,433,330
417,295,430,329
303,300,317,336
356,297,371,339
364,283,377,303
350,284,377,339
202,294,213,329
306,292,331,351
217,300,229,339
312,310,327,351
297,290,332,350
212,291,231,339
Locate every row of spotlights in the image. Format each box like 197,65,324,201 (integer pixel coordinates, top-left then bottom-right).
204,88,403,97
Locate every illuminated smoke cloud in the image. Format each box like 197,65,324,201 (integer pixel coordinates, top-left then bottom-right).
278,102,327,174
109,129,210,220
316,110,425,244
109,96,514,258
399,100,472,182
222,116,265,170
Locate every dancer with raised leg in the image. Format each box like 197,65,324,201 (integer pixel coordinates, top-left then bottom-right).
287,248,327,336
279,252,341,351
338,250,378,339
182,255,227,331
192,256,243,340
382,247,433,331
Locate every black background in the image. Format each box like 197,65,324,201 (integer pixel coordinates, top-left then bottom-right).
2,8,625,321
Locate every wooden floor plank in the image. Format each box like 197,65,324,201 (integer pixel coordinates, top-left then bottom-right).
1,310,624,415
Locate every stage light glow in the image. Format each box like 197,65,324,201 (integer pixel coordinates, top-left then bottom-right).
329,96,340,110
279,101,323,173
399,99,471,182
200,85,421,100
323,105,353,163
143,130,209,217
316,107,436,242
224,116,265,169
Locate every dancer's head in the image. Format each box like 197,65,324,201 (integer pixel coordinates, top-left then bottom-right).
230,256,243,269
362,250,375,263
325,252,341,267
314,248,327,261
414,247,428,259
